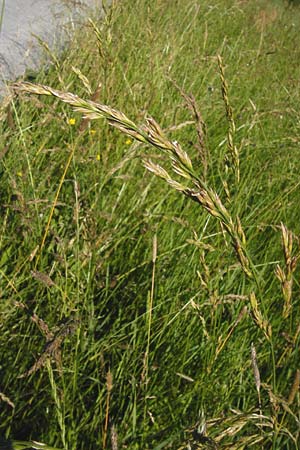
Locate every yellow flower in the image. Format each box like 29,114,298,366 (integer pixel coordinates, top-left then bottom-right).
90,129,96,135
68,118,76,125
17,171,23,177
125,138,132,145
96,154,101,161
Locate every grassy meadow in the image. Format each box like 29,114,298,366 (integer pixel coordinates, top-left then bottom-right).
1,0,300,448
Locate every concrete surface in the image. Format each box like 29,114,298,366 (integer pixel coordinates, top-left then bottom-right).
0,0,104,92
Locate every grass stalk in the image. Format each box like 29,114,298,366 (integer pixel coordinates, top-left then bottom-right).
34,143,76,268
46,361,66,449
0,0,5,34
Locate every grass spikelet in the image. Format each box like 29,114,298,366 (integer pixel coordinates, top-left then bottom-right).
18,318,79,378
103,370,113,449
211,306,247,367
183,409,279,448
275,223,298,318
31,270,55,288
217,54,240,184
251,343,262,412
263,383,300,427
7,439,63,450
110,424,118,450
71,66,92,96
88,18,106,60
249,293,272,341
287,369,300,405
0,391,15,409
143,160,172,181
168,77,209,179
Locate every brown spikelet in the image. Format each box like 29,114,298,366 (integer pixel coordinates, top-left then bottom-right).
251,343,261,411
31,270,55,287
111,424,118,450
18,318,79,378
263,383,299,423
103,370,113,449
106,370,113,393
287,369,300,405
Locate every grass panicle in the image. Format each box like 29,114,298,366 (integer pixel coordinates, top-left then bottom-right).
14,80,254,279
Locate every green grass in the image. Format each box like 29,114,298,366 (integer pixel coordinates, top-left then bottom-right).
1,0,300,448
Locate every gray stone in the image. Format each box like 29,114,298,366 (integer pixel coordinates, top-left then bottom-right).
0,0,104,93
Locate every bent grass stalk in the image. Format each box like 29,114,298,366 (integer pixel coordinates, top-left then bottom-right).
14,81,256,281
35,143,76,267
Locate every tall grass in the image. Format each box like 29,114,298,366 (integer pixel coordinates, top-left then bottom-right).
1,0,300,448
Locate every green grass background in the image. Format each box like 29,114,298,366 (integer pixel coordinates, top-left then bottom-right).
1,0,300,448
